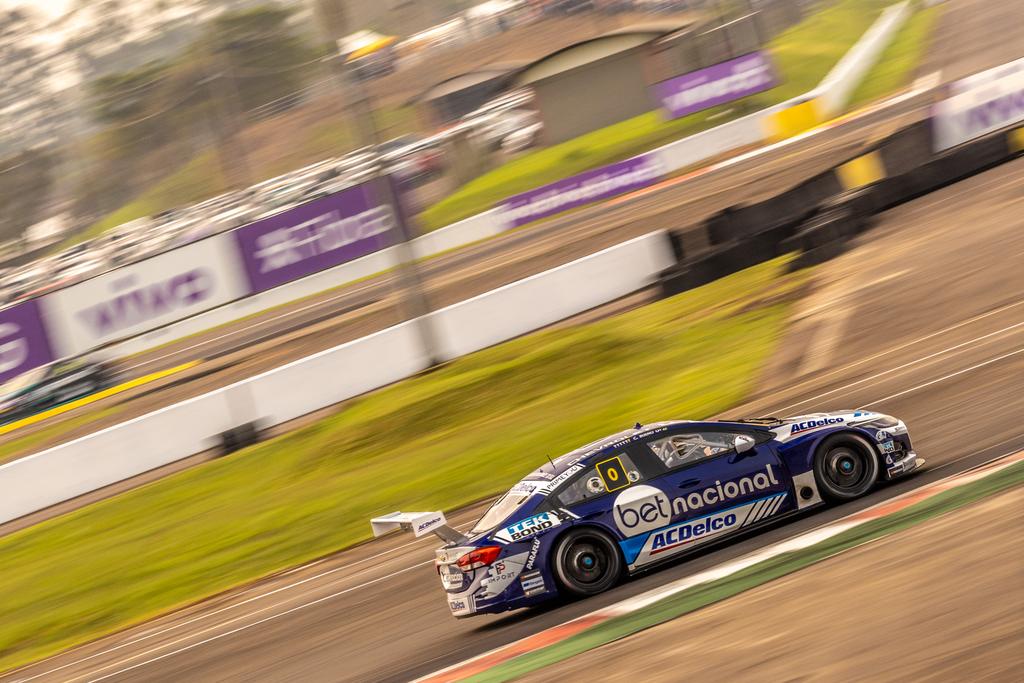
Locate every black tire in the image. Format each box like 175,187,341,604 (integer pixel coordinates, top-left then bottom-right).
551,527,622,597
813,433,880,501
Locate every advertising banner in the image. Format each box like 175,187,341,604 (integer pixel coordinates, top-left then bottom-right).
498,154,664,229
42,234,249,357
233,180,397,294
932,58,1024,151
654,51,777,120
0,300,55,385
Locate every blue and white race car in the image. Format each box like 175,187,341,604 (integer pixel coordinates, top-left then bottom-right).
370,411,923,618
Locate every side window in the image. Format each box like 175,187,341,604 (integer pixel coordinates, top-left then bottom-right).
557,453,643,507
648,431,742,469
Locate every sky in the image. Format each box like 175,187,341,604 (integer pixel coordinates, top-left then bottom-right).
5,1,72,19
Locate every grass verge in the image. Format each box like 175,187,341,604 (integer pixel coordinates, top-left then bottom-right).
469,459,1024,682
847,1,942,109
419,0,895,232
0,257,804,673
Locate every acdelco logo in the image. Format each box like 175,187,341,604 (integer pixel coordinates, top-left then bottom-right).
650,513,737,554
790,417,844,435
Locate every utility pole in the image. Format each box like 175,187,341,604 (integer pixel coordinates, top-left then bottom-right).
200,35,254,191
309,0,441,366
337,56,443,367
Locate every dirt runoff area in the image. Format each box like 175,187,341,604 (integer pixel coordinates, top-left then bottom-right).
522,488,1024,683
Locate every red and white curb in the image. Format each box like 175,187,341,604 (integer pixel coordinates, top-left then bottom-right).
416,451,1024,682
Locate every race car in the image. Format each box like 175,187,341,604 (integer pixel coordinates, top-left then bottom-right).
371,411,923,618
0,358,116,424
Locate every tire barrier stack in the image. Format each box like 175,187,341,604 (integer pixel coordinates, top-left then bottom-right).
659,121,1023,296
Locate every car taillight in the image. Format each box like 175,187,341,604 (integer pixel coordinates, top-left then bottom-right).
456,546,501,571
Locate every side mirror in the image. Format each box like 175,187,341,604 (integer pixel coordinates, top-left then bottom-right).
734,435,756,454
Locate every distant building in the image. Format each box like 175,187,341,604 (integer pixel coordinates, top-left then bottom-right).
511,22,694,145
412,63,526,127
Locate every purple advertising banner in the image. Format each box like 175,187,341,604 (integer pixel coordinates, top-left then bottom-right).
655,51,777,120
499,154,664,228
234,179,397,294
0,299,55,385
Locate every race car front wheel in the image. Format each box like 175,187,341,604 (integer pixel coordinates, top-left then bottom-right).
814,434,879,501
552,527,622,597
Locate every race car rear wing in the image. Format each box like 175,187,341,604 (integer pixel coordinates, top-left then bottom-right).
370,511,466,544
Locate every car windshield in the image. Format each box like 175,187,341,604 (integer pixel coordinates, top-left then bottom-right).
470,480,542,535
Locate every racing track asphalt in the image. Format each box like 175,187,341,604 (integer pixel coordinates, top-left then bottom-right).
5,0,1021,459
4,128,1023,683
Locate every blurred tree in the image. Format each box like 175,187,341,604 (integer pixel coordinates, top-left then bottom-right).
0,148,55,243
201,5,317,112
89,62,175,151
80,4,316,202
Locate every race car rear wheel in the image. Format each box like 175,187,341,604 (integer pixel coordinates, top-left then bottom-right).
552,527,622,597
813,434,879,501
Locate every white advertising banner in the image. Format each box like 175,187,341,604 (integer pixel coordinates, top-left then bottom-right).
932,57,1024,151
41,234,249,357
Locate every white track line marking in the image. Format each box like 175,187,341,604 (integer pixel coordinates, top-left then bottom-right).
12,524,469,683
772,321,1024,414
860,347,1024,407
76,561,435,683
733,300,1024,415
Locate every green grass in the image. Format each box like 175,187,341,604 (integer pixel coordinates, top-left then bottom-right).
65,151,225,248
0,406,125,465
470,460,1024,682
419,0,895,232
0,257,804,673
848,2,941,109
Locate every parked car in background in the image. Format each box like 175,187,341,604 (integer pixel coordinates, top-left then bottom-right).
485,109,543,152
380,135,446,186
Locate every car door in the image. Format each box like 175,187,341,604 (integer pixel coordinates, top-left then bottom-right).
616,427,790,569
548,447,660,541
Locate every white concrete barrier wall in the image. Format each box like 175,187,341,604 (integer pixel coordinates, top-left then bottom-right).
433,232,675,360
0,388,240,523
0,231,675,524
816,2,911,117
245,321,429,426
652,107,780,174
411,209,506,258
